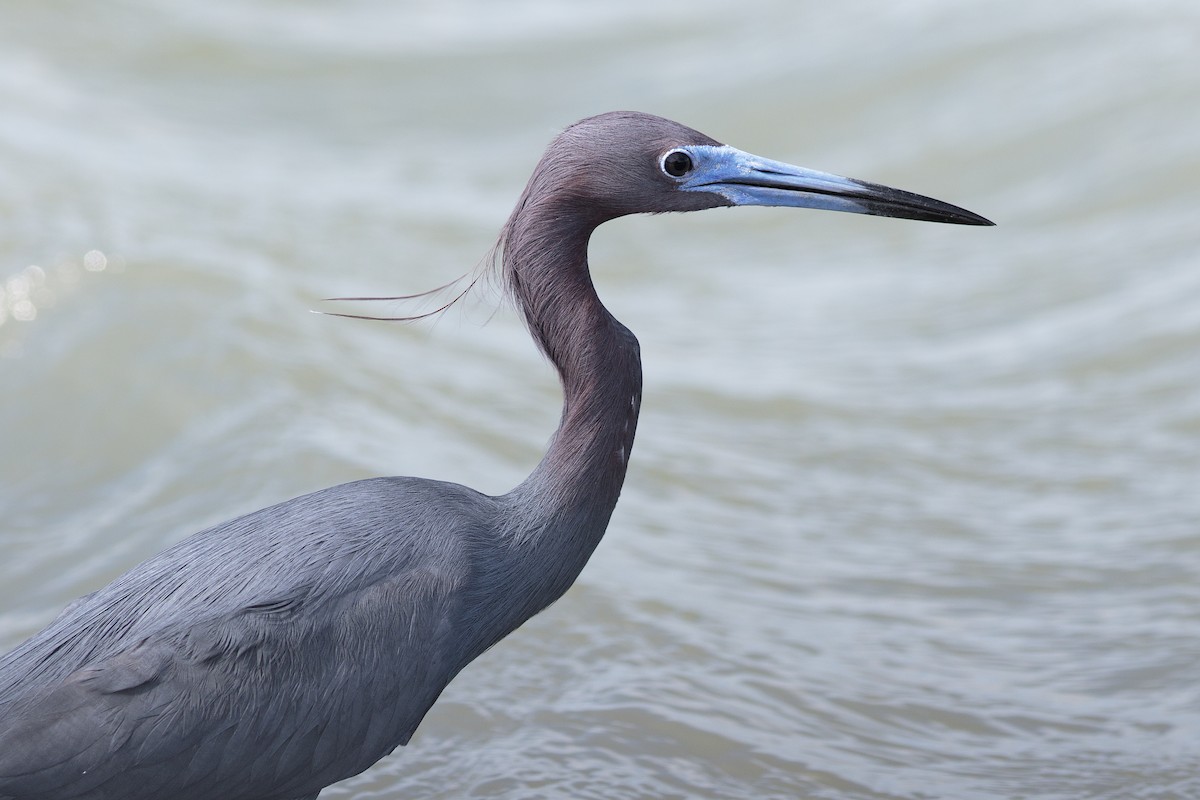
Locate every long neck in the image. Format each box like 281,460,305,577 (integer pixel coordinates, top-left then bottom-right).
501,202,643,556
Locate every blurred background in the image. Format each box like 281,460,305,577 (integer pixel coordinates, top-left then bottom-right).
2,2,1198,798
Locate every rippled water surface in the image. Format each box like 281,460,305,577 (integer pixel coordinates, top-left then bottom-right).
2,2,1199,798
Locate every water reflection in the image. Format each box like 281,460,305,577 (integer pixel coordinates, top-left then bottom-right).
0,253,110,330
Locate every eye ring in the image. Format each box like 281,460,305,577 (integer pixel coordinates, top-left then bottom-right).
660,149,694,179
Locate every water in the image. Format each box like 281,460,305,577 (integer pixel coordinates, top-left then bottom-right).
2,2,1199,797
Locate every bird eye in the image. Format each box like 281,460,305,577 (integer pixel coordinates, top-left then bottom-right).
661,150,694,178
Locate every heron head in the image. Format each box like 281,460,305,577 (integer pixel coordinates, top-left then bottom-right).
535,111,992,226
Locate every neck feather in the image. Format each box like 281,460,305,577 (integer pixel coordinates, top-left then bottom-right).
500,199,642,535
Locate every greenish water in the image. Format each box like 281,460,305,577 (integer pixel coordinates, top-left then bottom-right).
2,2,1199,798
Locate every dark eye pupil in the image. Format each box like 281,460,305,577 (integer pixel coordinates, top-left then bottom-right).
663,151,692,177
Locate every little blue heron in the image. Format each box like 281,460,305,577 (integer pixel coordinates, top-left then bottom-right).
0,112,991,799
